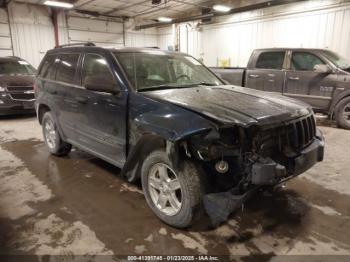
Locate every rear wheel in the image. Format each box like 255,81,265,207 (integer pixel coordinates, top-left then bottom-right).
141,150,204,228
42,112,72,156
335,97,350,130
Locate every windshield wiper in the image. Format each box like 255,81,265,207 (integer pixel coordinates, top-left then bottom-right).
139,82,218,92
139,84,183,92
190,82,218,86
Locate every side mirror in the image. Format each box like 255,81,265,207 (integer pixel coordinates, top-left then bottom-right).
314,64,332,74
84,76,118,94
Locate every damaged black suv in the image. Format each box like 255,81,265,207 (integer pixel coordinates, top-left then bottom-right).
35,43,324,228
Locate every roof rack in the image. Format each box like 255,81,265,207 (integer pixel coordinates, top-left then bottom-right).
55,42,96,49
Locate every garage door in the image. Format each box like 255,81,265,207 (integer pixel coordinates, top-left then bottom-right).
67,16,124,47
0,8,13,57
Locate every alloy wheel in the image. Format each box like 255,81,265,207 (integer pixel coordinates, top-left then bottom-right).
44,119,57,149
147,163,182,216
343,102,350,125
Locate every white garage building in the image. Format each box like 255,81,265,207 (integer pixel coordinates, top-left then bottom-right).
0,0,349,68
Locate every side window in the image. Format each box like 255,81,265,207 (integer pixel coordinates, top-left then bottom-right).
56,53,80,84
82,54,115,90
291,52,325,71
256,52,285,70
39,55,58,80
116,53,135,86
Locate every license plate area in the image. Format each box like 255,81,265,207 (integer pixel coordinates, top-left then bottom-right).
23,101,34,109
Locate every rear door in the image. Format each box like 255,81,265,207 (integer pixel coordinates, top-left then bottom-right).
246,51,286,92
75,52,127,167
54,53,82,141
284,51,333,110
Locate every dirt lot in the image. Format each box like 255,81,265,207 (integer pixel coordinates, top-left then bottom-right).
0,114,349,261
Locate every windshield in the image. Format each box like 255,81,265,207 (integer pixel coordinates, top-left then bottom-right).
114,51,222,91
0,60,36,75
322,50,350,70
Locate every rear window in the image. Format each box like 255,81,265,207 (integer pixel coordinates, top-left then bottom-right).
56,53,80,85
256,52,285,70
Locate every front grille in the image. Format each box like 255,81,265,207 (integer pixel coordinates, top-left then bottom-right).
286,114,316,149
7,85,35,101
9,93,35,100
7,85,33,92
255,114,316,157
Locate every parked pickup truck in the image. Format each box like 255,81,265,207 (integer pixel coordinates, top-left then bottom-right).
211,48,350,129
36,44,324,227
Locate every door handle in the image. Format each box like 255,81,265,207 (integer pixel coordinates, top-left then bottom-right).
76,96,88,104
268,74,275,77
288,76,300,81
249,74,260,78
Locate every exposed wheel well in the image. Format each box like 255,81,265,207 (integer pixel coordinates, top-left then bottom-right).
121,135,166,182
331,95,350,119
38,104,51,125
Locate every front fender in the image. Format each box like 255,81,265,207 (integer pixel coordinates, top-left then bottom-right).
129,93,216,144
122,93,217,181
133,112,212,142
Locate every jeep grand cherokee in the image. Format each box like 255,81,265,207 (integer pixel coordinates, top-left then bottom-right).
35,43,324,228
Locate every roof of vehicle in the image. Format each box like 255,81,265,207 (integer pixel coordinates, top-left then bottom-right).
253,47,333,52
46,45,188,56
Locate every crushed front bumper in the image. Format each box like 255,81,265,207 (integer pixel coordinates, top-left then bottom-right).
251,128,324,185
203,129,325,226
294,128,324,175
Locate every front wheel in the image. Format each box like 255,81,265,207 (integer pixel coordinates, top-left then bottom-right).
42,112,72,156
141,150,204,228
335,97,350,130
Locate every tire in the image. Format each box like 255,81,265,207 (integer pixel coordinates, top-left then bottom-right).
42,111,72,156
335,97,350,130
141,150,204,228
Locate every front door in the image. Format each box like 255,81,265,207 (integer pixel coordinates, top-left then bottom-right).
284,51,333,111
75,53,127,167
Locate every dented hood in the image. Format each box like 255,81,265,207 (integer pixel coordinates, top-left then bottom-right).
143,85,312,126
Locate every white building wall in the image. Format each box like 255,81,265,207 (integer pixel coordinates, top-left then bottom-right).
5,0,350,69
124,19,158,48
200,0,350,66
7,2,56,68
178,23,202,59
0,8,13,57
67,16,124,47
125,29,158,47
157,26,174,51
3,3,158,67
156,0,350,66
